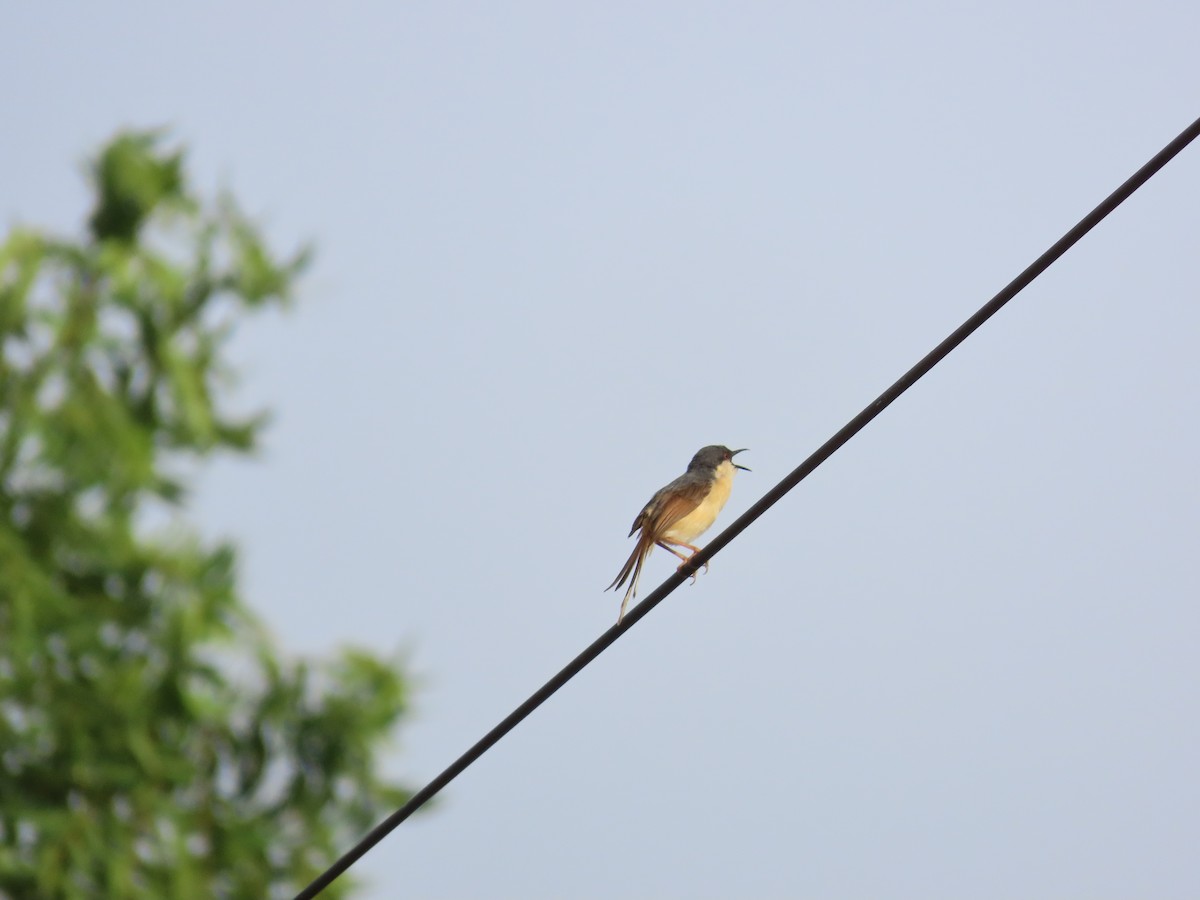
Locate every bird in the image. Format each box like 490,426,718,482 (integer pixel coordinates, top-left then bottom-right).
606,445,749,623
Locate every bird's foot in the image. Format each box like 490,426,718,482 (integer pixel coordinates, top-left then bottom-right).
676,558,709,584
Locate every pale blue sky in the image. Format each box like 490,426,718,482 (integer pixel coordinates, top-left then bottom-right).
5,2,1199,897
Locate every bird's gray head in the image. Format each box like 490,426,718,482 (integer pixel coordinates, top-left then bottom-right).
688,445,750,472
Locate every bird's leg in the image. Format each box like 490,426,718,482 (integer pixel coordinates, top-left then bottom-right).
657,540,708,584
655,541,692,563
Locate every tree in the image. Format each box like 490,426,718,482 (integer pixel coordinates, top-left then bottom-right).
0,132,412,898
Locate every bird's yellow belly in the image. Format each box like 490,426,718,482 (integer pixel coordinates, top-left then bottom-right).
663,462,735,543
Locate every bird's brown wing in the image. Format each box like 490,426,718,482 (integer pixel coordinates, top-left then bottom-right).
634,476,710,537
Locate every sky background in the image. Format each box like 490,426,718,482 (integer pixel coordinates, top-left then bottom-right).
5,2,1199,897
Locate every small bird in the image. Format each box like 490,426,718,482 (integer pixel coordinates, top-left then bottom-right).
607,445,749,622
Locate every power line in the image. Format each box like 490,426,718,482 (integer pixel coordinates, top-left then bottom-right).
294,113,1200,900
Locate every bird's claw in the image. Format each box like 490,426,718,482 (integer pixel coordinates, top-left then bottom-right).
677,558,709,585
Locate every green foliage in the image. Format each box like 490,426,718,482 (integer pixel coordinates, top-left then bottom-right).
0,131,410,898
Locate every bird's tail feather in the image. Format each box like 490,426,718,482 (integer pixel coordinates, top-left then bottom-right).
607,532,653,623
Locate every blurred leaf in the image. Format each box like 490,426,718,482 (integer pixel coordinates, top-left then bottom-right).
0,130,417,899
88,131,187,244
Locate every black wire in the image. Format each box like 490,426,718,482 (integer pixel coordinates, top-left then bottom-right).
294,114,1200,900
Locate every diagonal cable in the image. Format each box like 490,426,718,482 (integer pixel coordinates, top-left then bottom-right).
295,113,1200,900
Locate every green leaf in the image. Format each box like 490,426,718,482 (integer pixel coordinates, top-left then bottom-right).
0,129,417,899
88,130,187,244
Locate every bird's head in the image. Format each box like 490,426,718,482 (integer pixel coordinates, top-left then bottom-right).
689,445,750,472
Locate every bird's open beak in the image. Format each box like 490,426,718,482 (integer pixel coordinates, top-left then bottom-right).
732,448,750,472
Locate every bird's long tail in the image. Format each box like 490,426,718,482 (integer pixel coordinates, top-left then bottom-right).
606,531,654,623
